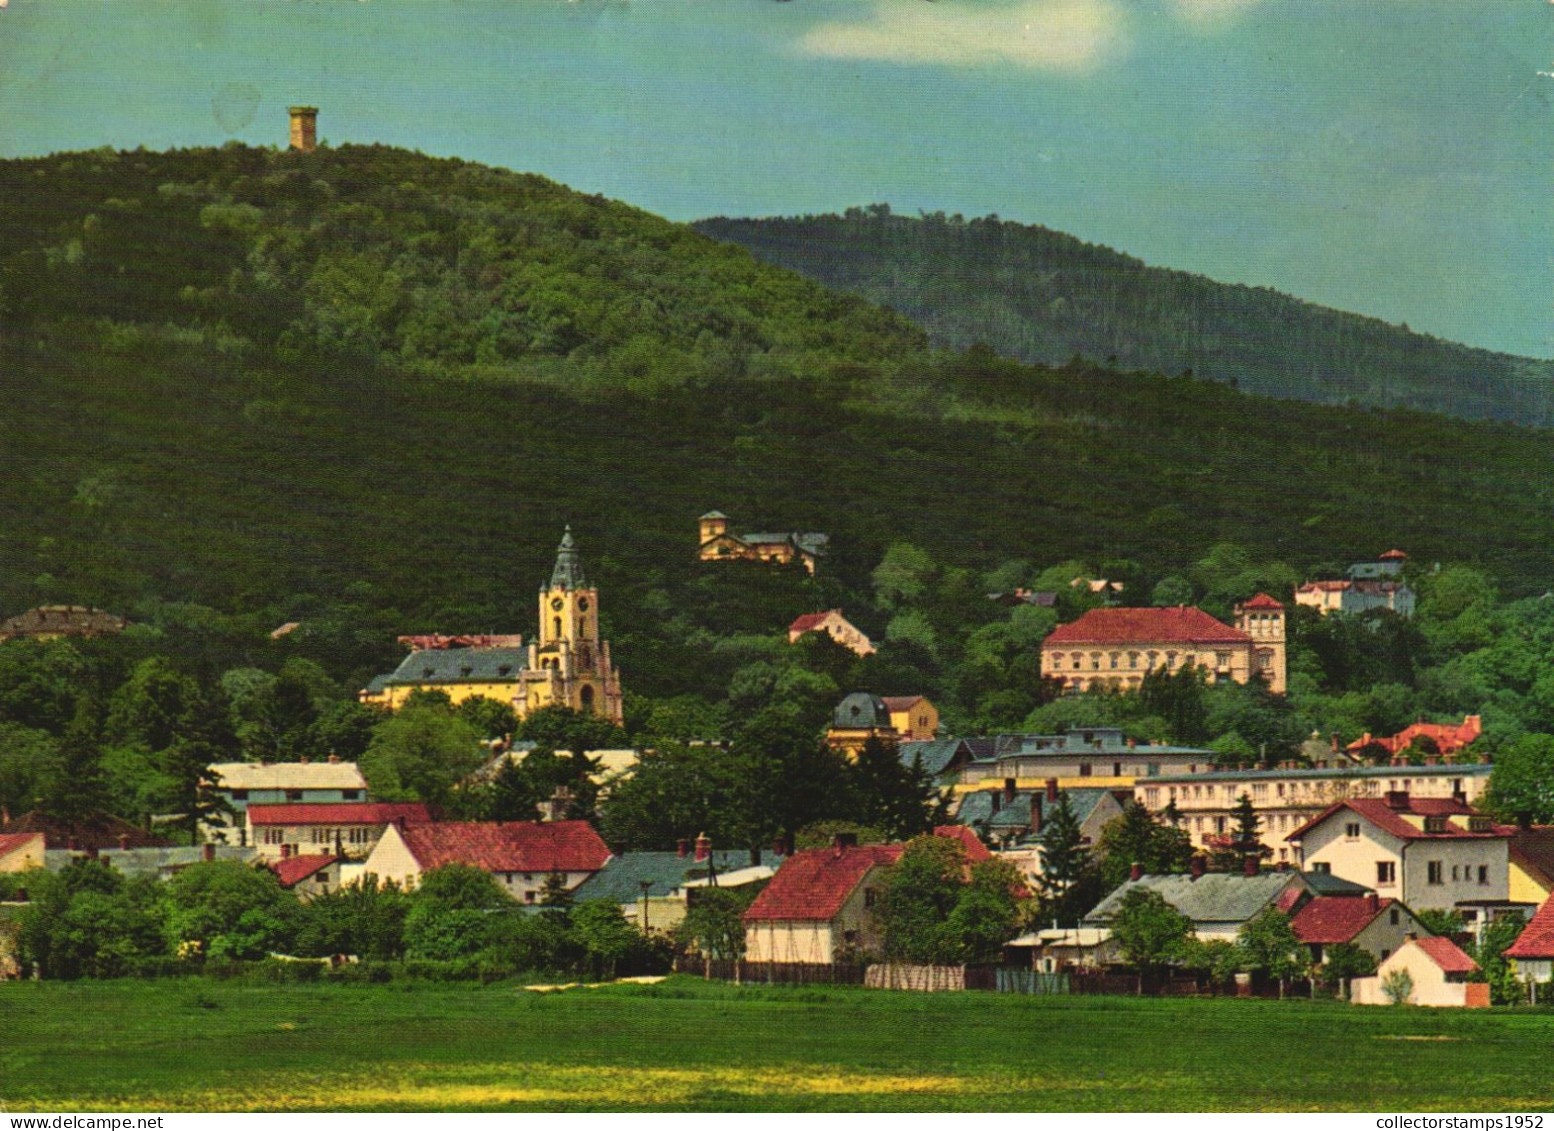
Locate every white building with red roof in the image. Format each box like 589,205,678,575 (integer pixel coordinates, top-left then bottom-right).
268,852,341,900
1504,894,1554,990
361,819,610,903
1295,550,1415,619
1350,935,1489,1007
1289,892,1427,965
787,610,874,656
1289,792,1509,912
742,828,992,964
1041,595,1286,694
246,802,431,861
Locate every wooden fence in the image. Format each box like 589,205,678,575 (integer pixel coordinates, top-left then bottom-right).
675,956,867,985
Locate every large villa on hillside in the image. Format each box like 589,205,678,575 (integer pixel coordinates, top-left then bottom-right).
1041,596,1288,695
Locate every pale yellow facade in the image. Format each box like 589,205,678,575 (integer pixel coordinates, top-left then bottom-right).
743,863,889,964
0,834,45,874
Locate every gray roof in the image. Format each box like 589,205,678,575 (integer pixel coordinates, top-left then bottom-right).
1083,871,1297,927
956,786,1116,837
986,728,1214,762
900,738,971,778
382,647,528,687
549,526,587,591
1300,870,1372,896
741,532,829,556
571,850,767,903
834,692,890,730
1147,763,1493,784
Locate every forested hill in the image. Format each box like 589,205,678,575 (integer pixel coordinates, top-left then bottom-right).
6,144,1554,702
693,208,1554,426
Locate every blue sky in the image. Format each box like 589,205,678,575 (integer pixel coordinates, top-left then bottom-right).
1,0,1548,357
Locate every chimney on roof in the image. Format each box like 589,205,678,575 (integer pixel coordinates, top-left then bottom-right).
1385,790,1410,811
117,834,129,850
281,844,293,859
1129,862,1143,882
834,832,857,855
328,754,340,764
1004,777,1017,803
1331,733,1340,754
202,843,216,862
1046,778,1059,803
1189,855,1205,880
695,833,711,862
1366,892,1379,912
299,755,309,765
1243,854,1259,878
677,838,689,859
1030,793,1043,832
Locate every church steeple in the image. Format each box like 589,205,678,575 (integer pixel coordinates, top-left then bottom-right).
548,525,587,591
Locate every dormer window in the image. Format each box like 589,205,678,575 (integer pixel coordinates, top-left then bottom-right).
498,666,511,677
460,666,473,678
1424,815,1447,834
1468,816,1492,833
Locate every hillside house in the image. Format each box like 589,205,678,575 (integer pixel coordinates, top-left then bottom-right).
1289,793,1509,913
0,833,45,873
361,818,610,902
268,852,341,900
1135,762,1494,864
787,610,874,656
826,692,938,754
1350,936,1488,1007
1346,715,1482,760
696,512,828,574
0,811,170,851
898,737,982,787
1295,550,1415,618
1042,596,1287,694
0,605,128,641
205,759,369,835
245,802,431,859
958,726,1214,791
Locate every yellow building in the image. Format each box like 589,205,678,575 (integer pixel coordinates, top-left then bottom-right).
360,528,624,724
697,511,828,574
825,692,938,755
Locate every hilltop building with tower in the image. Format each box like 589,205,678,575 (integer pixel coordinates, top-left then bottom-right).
359,527,624,724
696,511,828,574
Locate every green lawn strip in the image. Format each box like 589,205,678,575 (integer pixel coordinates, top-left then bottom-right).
1,978,1552,1111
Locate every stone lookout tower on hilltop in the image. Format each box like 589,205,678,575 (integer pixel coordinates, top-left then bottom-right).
288,106,318,152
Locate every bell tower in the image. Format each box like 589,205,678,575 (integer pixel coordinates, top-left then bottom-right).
523,526,623,723
288,106,318,153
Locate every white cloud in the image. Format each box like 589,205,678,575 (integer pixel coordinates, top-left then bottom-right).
796,0,1131,73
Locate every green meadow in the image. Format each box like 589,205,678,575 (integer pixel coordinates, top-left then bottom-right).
1,977,1552,1111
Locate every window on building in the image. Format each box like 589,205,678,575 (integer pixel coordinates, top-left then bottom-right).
1215,816,1226,834
1090,653,1102,671
1144,788,1159,806
864,888,877,909
1345,822,1361,840
264,829,283,845
342,790,359,801
1427,861,1444,885
231,789,248,801
1479,865,1489,885
285,790,302,802
1110,653,1120,670
525,891,535,904
1253,784,1267,800
1079,763,1092,777
1072,653,1082,671
1129,653,1139,669
1311,862,1331,874
1377,861,1396,885
1389,909,1399,925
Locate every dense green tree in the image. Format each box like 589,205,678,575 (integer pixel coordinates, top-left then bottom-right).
0,722,61,819
163,860,298,961
1108,888,1193,990
875,835,965,964
17,861,167,979
1321,942,1377,999
848,736,937,841
1033,792,1094,927
1210,794,1268,870
360,700,487,808
943,858,1024,964
1095,801,1193,890
1235,908,1305,996
457,696,519,741
1472,913,1526,1006
293,879,409,960
675,885,760,960
571,900,641,979
402,864,510,960
1484,733,1554,825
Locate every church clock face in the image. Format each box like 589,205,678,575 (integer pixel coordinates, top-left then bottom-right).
551,597,564,611
577,597,590,612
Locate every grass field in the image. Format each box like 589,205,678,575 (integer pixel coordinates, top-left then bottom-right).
1,977,1552,1112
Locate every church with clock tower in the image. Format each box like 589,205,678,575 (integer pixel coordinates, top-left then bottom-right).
516,526,624,724
359,527,624,725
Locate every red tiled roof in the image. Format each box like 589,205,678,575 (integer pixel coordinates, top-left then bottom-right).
1290,896,1393,945
1288,797,1501,843
744,844,900,922
743,827,995,923
0,811,170,850
789,611,833,633
882,695,927,713
247,802,431,827
400,820,610,875
1411,935,1478,974
1275,886,1306,914
933,823,993,863
1380,549,1409,561
1298,580,1352,593
1239,593,1284,610
269,854,338,887
1345,715,1482,757
0,832,42,859
1043,606,1250,647
1505,895,1554,960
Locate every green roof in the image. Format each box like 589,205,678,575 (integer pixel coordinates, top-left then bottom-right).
900,738,969,777
549,526,588,591
571,850,767,903
1084,871,1297,927
381,647,528,686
